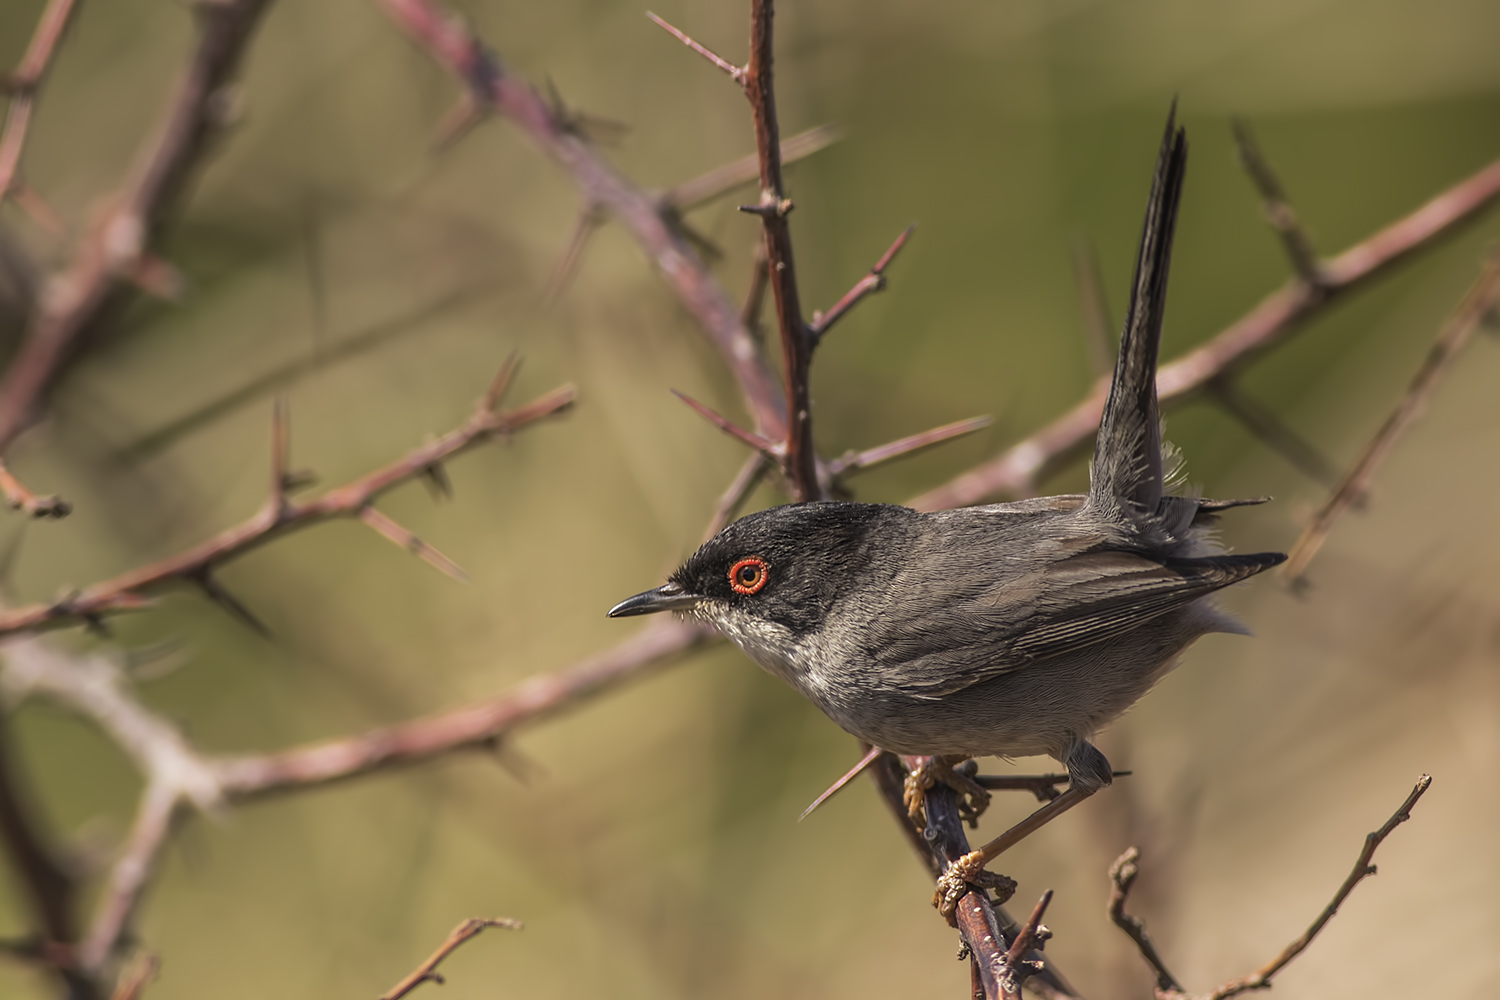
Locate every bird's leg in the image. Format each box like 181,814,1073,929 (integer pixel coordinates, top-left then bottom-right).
932,786,1094,919
902,754,991,828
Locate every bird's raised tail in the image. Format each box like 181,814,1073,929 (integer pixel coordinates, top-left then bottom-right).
1088,107,1187,521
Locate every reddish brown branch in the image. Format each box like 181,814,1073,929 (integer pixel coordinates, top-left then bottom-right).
827,415,991,480
912,152,1500,511
0,379,574,638
108,953,158,1000
80,782,181,972
1112,776,1432,1000
999,890,1053,1000
661,124,840,215
1283,253,1500,585
672,389,780,459
809,223,914,343
0,457,69,518
376,0,786,442
379,917,522,1000
212,618,707,798
0,0,81,202
0,0,275,455
742,0,819,500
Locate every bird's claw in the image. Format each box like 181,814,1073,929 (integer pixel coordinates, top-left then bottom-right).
932,850,1016,925
903,755,992,828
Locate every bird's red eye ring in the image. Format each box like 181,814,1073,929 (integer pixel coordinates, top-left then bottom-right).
729,557,769,595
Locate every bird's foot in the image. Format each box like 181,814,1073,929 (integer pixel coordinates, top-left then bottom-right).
932,851,1016,925
903,755,991,829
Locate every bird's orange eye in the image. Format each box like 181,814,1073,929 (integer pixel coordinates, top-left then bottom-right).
729,557,769,595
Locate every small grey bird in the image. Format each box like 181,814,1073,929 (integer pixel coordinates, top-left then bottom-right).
609,112,1283,794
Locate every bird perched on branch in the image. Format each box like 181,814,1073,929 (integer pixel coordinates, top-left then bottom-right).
609,109,1283,802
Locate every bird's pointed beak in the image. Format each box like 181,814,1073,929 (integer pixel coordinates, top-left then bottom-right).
607,581,702,618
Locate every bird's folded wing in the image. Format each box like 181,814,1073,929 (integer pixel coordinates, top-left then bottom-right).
871,549,1283,699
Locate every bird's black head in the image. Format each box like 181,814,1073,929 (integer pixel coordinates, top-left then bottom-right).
608,501,916,639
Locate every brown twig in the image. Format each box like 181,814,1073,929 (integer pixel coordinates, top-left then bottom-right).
1112,776,1432,1000
740,0,818,500
0,457,69,518
827,415,991,480
809,223,915,343
0,0,275,455
912,152,1500,511
998,890,1053,1000
0,0,82,202
80,781,182,971
377,0,786,442
1232,118,1324,285
1107,846,1185,995
212,617,708,798
660,124,840,214
379,917,522,1000
1283,253,1500,585
1207,377,1344,491
701,452,769,543
0,376,575,638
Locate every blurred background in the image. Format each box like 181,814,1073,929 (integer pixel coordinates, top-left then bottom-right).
1,0,1499,997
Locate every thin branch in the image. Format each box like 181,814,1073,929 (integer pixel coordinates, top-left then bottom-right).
809,223,914,343
0,0,276,455
358,505,468,582
80,781,181,972
672,389,781,459
1232,118,1323,285
911,152,1500,511
701,452,768,543
998,890,1053,1000
0,0,82,200
376,0,786,441
661,124,840,214
0,458,70,518
0,378,575,638
1111,776,1432,1000
212,617,708,798
379,917,522,1000
1107,847,1185,995
1283,253,1500,585
740,240,770,334
645,13,745,85
1202,775,1432,998
1208,377,1344,491
742,0,819,500
827,415,991,479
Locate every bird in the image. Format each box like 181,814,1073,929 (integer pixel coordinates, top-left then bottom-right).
609,109,1283,808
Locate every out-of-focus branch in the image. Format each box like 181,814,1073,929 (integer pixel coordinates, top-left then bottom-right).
1232,118,1323,285
378,917,522,1000
0,375,574,638
376,0,787,442
80,781,180,972
0,457,69,517
1112,776,1432,1000
213,617,707,798
1283,253,1500,585
912,153,1500,511
659,124,839,215
0,711,78,966
0,0,275,455
0,0,81,207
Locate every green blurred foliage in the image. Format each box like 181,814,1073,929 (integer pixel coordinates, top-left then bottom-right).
1,0,1499,997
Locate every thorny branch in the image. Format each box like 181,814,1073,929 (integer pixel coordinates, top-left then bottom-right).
0,0,275,457
1110,776,1432,1000
379,918,522,1000
0,374,575,639
1283,251,1500,585
913,151,1500,510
